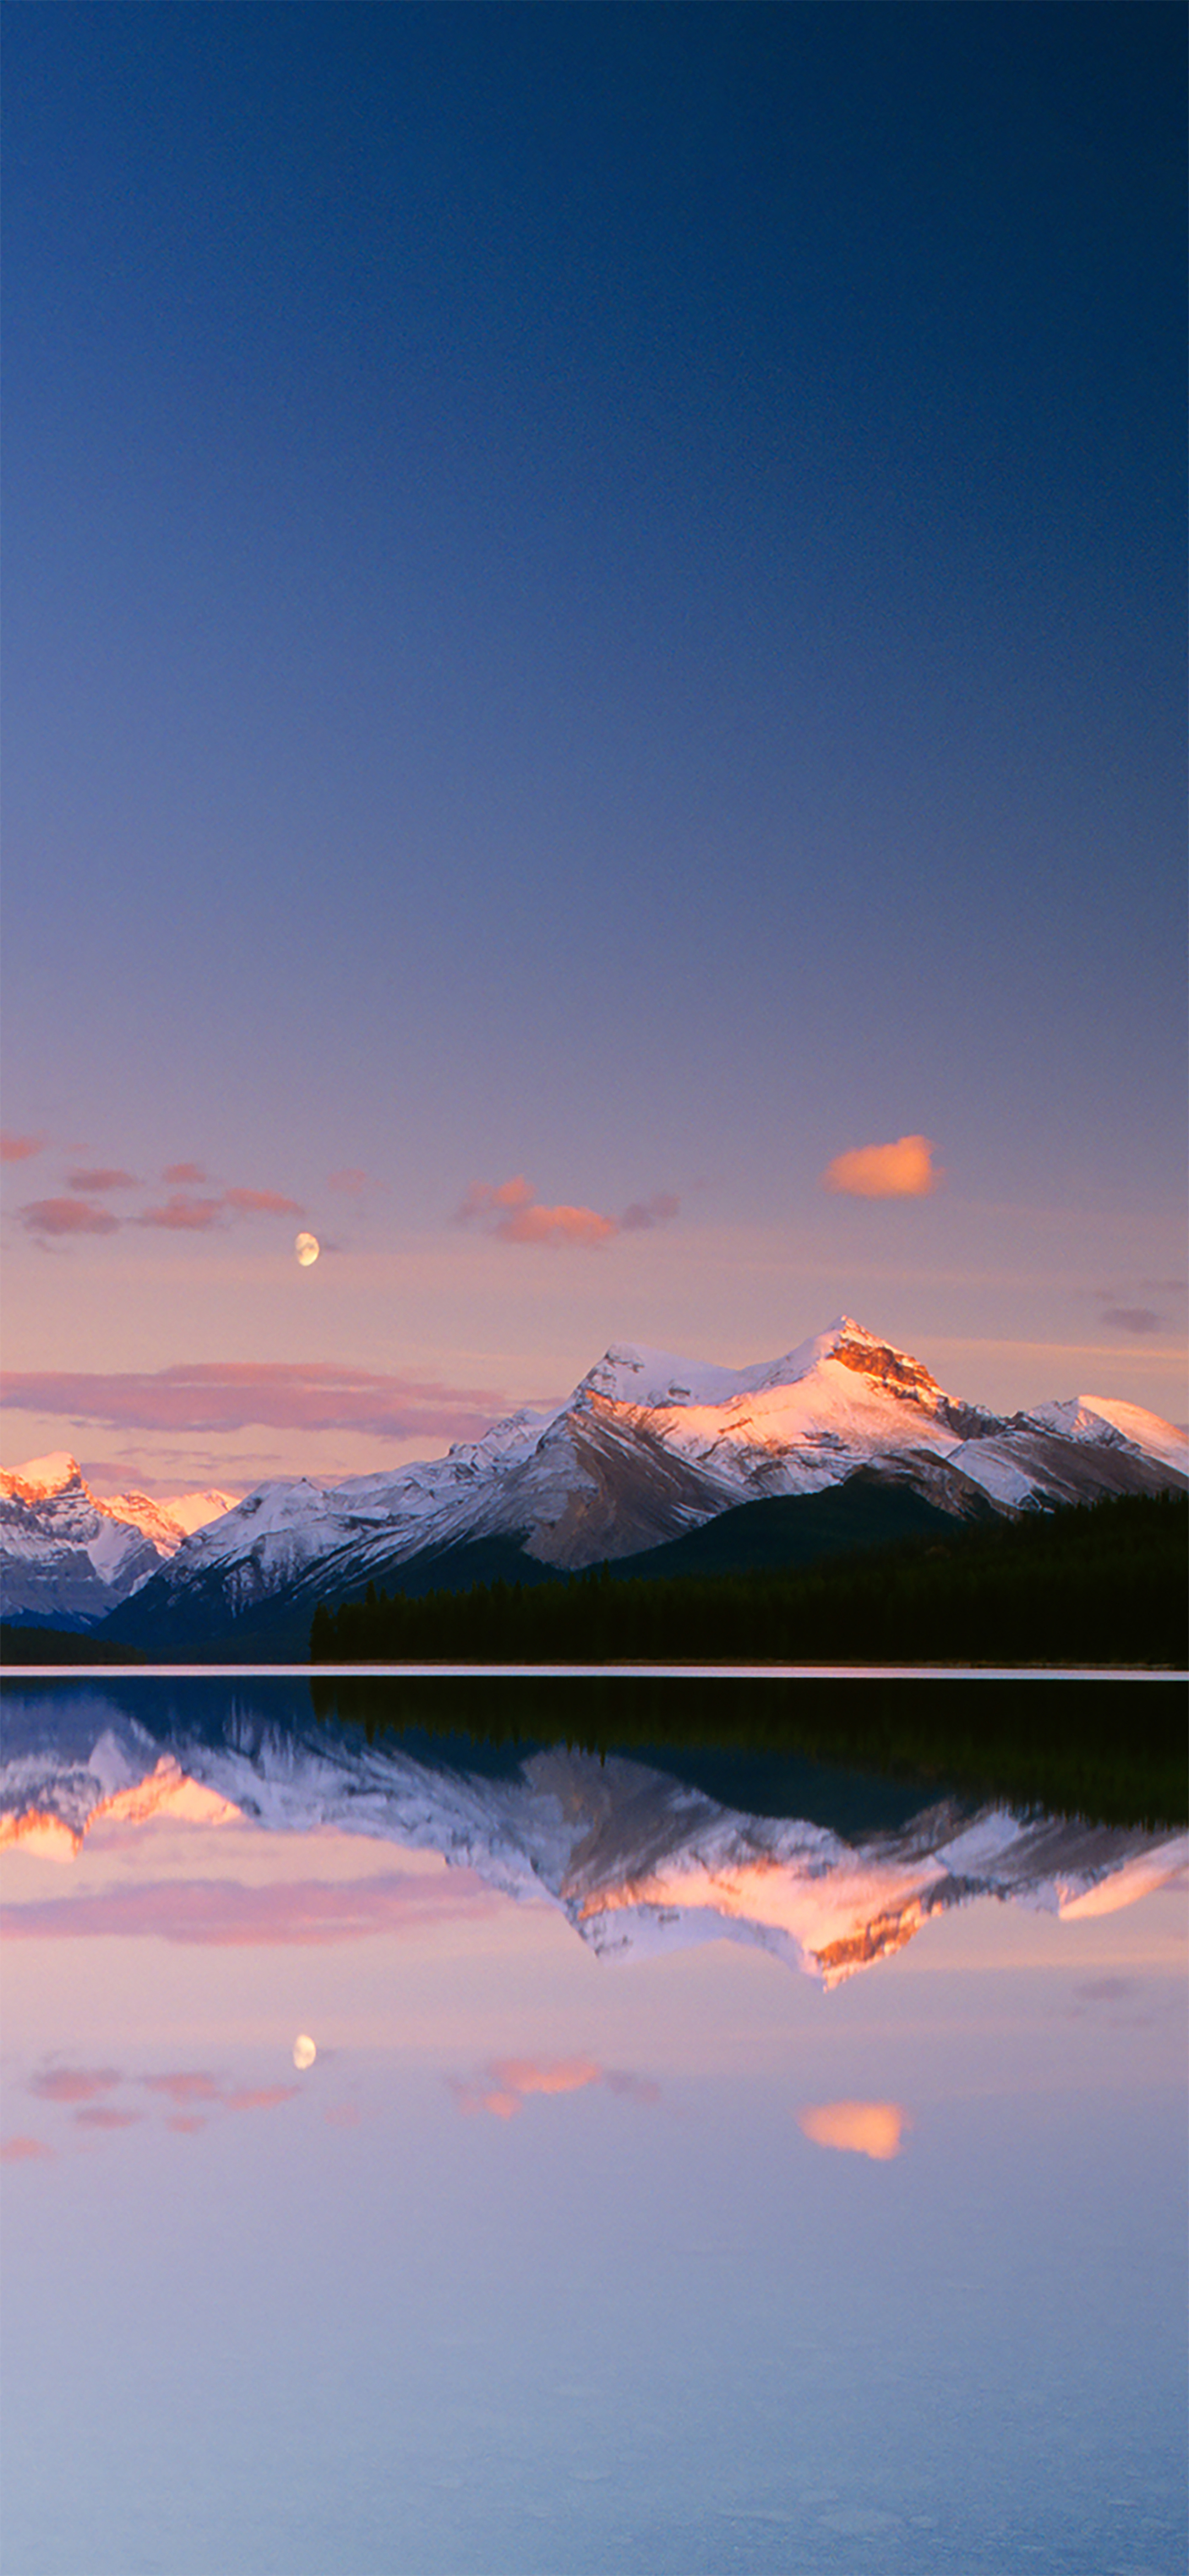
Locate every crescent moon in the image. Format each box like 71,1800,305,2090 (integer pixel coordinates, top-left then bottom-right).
294,1232,320,1267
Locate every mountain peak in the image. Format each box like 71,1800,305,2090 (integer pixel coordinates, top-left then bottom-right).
826,1318,946,1401
2,1452,84,1502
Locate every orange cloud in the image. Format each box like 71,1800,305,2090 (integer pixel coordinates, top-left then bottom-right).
162,1162,208,1184
1,1131,48,1163
796,2100,912,2161
1,2135,53,2162
822,1135,941,1198
18,1196,119,1238
455,1176,679,1249
0,1361,511,1443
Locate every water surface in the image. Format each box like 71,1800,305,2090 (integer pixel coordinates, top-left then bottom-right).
2,1676,1185,2575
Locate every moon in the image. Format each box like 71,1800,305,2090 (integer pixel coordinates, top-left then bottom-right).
294,1232,320,1267
293,2033,317,2071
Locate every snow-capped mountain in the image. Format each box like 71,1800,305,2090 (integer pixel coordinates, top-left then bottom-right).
0,1456,236,1628
83,1315,1188,1657
4,1317,1185,1655
1,1682,1184,1987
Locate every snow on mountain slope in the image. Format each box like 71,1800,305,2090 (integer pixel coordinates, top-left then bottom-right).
2,1692,1183,1986
98,1487,238,1547
8,1317,1185,1643
0,1459,237,1626
117,1314,1186,1633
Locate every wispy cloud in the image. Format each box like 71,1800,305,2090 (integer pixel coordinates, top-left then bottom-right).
1,1132,48,1164
135,1184,303,1230
327,1168,369,1194
448,2056,658,2119
76,2105,145,2129
1,2135,53,2162
29,2066,122,2104
223,1187,304,1217
455,1175,680,1249
134,1193,227,1231
1,1869,499,1945
65,1167,137,1193
1,1361,511,1443
18,1166,306,1242
18,1196,120,1239
822,1134,941,1198
796,2100,912,2161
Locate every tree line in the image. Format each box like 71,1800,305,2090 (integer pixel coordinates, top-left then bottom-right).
309,1488,1187,1671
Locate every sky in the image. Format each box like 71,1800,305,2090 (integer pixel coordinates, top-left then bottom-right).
2,1,1185,1497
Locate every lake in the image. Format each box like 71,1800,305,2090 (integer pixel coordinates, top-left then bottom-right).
2,1674,1186,2576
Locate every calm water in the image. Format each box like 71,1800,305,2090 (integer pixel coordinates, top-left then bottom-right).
2,1676,1186,2576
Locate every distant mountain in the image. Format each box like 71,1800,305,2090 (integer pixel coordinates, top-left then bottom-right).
1,1679,1184,1985
72,1315,1188,1662
0,1455,236,1629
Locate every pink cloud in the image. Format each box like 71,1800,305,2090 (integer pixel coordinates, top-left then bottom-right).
501,1200,618,1248
796,2101,912,2162
18,1196,120,1238
223,1188,304,1217
455,1175,680,1250
134,1184,303,1230
29,2066,122,2104
0,1360,511,1443
76,2106,145,2130
1,1131,48,1163
449,2056,657,2119
221,2086,299,2113
821,1134,941,1199
65,1167,137,1193
143,2072,221,2105
2,1869,499,1946
162,1163,208,1184
141,2070,295,2117
134,1194,226,1231
1,2135,53,2162
327,1169,368,1194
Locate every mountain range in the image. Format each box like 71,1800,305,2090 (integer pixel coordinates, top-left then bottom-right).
2,1317,1185,1660
2,1678,1185,1986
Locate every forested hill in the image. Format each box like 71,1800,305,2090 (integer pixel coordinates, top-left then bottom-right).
311,1489,1188,1670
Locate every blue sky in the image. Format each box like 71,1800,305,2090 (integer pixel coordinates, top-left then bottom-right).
2,2,1185,1490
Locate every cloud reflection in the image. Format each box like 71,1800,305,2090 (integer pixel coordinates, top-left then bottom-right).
797,2101,912,2162
449,2056,658,2120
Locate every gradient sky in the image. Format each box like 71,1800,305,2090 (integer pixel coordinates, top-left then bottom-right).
3,2,1185,1494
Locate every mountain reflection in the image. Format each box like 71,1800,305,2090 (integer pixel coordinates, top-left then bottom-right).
2,1676,1185,1989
